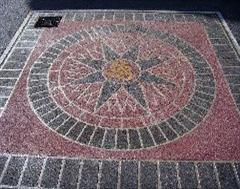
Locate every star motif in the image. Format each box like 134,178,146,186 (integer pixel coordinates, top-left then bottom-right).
71,43,175,112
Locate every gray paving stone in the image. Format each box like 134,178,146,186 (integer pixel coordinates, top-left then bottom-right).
57,117,77,135
30,74,47,81
178,162,198,189
194,91,214,102
0,79,16,87
114,12,124,21
79,160,99,189
16,41,36,48
60,159,81,189
29,85,48,95
36,102,57,116
0,87,12,96
149,125,167,144
145,13,155,21
175,113,196,130
197,162,218,189
77,125,95,144
128,129,141,149
20,157,44,187
0,70,21,78
159,162,178,189
185,103,208,117
216,163,239,189
120,161,138,189
100,161,119,189
139,127,155,147
20,35,39,41
135,13,144,21
32,97,52,109
0,98,8,107
66,122,86,140
234,163,240,184
90,127,105,147
64,12,75,21
40,158,62,188
84,13,95,21
0,156,8,176
104,12,114,20
29,91,49,102
1,156,26,186
74,13,84,21
159,122,178,140
42,108,63,123
226,75,240,85
140,161,158,189
7,48,31,62
190,96,212,110
167,118,188,136
94,13,104,21
2,61,25,69
102,129,116,149
124,13,134,21
181,108,202,123
117,129,128,149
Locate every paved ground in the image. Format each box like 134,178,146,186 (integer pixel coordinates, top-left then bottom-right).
1,2,240,189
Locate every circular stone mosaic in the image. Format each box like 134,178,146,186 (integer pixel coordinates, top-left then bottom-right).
28,24,215,150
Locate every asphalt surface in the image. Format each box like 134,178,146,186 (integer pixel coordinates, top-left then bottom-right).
0,0,240,56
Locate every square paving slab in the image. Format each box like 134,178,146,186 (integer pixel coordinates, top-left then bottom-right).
0,10,240,188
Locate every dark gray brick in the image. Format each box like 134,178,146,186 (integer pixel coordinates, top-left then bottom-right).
0,70,21,78
216,163,239,189
135,13,144,21
66,122,86,140
114,12,124,21
100,161,119,189
64,12,75,21
29,91,50,102
21,157,44,187
7,48,31,62
195,85,215,95
30,73,47,80
2,61,25,69
175,113,196,130
159,122,178,140
77,125,95,144
57,117,77,135
121,161,138,189
124,13,134,21
16,41,36,48
0,98,8,107
29,85,48,95
0,79,16,87
60,159,81,189
181,108,203,123
195,91,214,102
191,96,212,110
0,87,12,96
1,156,26,186
104,12,114,20
140,162,158,189
90,127,105,147
32,97,52,109
149,125,167,144
139,128,154,147
41,158,62,188
74,13,84,21
94,13,104,21
159,162,178,189
84,13,94,21
197,162,218,189
0,156,8,176
145,13,155,21
178,162,198,189
79,160,99,189
185,102,208,117
117,129,128,149
36,102,57,116
167,118,188,136
235,163,240,184
102,129,116,149
128,129,141,149
20,35,39,41
42,108,63,123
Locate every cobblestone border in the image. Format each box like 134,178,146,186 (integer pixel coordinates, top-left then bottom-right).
27,23,216,150
0,153,239,188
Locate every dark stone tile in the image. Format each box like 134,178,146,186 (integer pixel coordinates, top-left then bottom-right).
149,125,167,144
154,13,167,21
32,97,52,109
65,36,78,44
94,13,104,21
174,113,196,130
0,79,16,87
235,163,240,184
30,67,48,74
84,13,95,21
1,156,26,186
20,35,39,41
104,12,114,20
145,13,155,21
79,160,99,189
191,96,212,110
178,162,198,189
7,48,31,62
30,73,47,80
66,122,86,140
117,129,128,149
16,41,36,48
195,85,215,95
100,161,119,189
64,12,75,21
72,32,83,41
181,108,202,123
59,38,72,47
216,163,238,189
42,108,63,123
140,161,158,189
120,161,138,189
2,61,25,69
125,13,133,21
102,129,116,149
77,125,95,144
40,158,62,188
29,79,47,88
21,157,44,187
135,13,144,21
139,128,155,147
0,98,7,107
194,91,214,102
197,162,218,189
57,117,77,135
0,156,8,176
185,102,208,117
226,75,240,85
36,102,57,116
114,12,124,21
128,129,141,149
29,84,48,95
159,162,178,189
167,118,187,136
0,87,12,96
60,159,81,189
159,122,178,140
0,70,21,78
90,127,105,147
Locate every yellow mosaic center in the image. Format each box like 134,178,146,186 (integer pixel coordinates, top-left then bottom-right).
105,59,134,81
